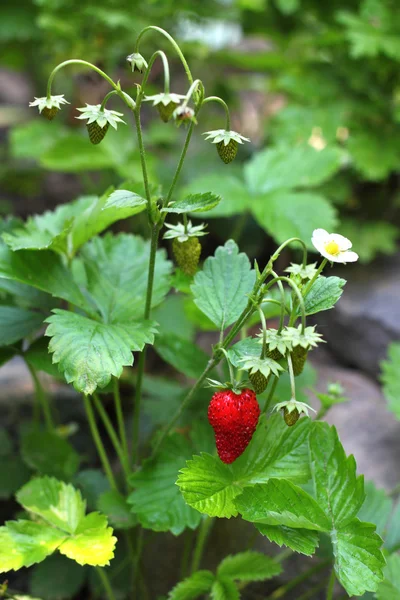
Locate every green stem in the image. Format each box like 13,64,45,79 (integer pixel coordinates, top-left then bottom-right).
303,258,328,297
287,353,296,401
46,59,135,109
202,96,231,129
132,224,160,464
140,50,170,95
220,348,235,387
164,121,196,207
133,109,152,208
269,237,308,268
135,26,193,84
270,270,286,332
264,276,306,333
83,395,117,490
258,306,268,360
113,377,129,466
100,90,118,111
92,392,130,481
190,517,214,574
182,79,202,107
27,363,54,430
96,567,117,600
266,559,331,599
326,568,336,600
262,375,279,413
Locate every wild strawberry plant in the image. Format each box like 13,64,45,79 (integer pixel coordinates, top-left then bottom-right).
0,26,392,600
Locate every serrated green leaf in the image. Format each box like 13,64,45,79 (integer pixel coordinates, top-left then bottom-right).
163,192,221,214
375,553,400,600
80,234,172,322
191,240,255,329
381,343,400,420
211,577,239,600
97,490,137,530
244,145,341,194
0,244,90,312
227,337,260,367
235,480,330,530
45,309,157,394
17,477,86,534
181,175,251,218
177,415,311,518
0,520,65,573
155,334,209,378
334,519,385,596
168,570,215,599
255,524,320,556
217,551,281,581
21,430,80,481
302,276,346,316
128,433,203,535
58,512,116,567
16,477,116,568
358,482,392,537
103,189,147,210
309,422,365,529
251,191,337,249
30,554,87,600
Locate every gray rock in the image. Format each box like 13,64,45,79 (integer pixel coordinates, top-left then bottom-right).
314,254,400,378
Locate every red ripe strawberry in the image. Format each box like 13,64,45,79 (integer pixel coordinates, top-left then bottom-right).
208,388,260,464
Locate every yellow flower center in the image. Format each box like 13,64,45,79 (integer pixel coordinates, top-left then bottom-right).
325,240,340,256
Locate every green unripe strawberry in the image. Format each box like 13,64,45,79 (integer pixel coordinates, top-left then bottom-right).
157,101,179,123
217,139,238,164
266,348,283,361
291,346,309,376
284,407,300,426
41,106,59,120
87,121,109,145
249,371,269,394
172,237,201,276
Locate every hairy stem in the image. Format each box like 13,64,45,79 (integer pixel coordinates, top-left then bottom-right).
113,377,129,466
92,392,130,481
202,96,231,130
27,363,54,430
190,517,214,574
83,395,117,490
96,567,117,600
303,257,328,297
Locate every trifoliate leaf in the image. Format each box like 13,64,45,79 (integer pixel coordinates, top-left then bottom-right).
46,309,157,394
97,490,137,530
155,334,209,378
302,276,346,316
0,244,89,312
255,524,320,556
177,415,311,518
0,306,44,346
129,433,203,535
235,480,331,531
381,343,400,420
217,551,281,582
162,192,221,214
30,554,87,600
168,570,215,599
21,430,80,481
210,577,239,600
0,520,65,572
191,240,255,330
375,553,400,600
16,477,116,568
80,233,172,322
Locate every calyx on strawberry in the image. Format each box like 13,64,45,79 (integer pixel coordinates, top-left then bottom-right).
208,388,260,464
202,129,250,164
163,221,207,276
274,399,315,427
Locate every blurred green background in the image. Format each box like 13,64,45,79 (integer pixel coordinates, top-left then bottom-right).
1,0,400,263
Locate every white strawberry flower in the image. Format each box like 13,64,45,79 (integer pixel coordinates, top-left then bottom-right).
311,228,359,263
